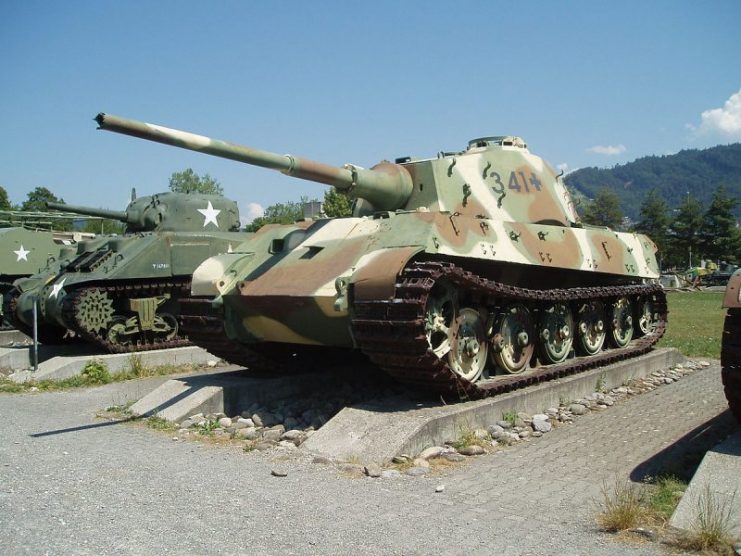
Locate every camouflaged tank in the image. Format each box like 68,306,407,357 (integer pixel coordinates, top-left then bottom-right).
96,113,667,397
721,269,741,421
0,228,76,330
4,191,247,352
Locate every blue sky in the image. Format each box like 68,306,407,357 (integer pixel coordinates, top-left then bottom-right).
1,1,740,223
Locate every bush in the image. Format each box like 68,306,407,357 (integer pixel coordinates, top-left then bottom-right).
81,359,111,384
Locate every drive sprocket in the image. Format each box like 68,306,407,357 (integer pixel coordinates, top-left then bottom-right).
75,288,115,334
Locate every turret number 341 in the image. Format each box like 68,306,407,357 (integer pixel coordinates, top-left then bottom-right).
486,169,542,194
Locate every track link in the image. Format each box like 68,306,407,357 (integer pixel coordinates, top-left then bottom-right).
721,308,741,422
62,279,192,353
351,261,667,400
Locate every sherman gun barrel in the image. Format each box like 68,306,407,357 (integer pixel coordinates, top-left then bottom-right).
46,201,127,222
95,113,413,212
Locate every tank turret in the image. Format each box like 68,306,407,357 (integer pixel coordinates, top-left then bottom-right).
47,191,241,233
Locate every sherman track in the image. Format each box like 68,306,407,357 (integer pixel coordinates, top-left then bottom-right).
60,278,193,353
721,307,741,422
0,282,14,330
181,261,667,399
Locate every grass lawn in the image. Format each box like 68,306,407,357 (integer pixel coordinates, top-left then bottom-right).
657,291,725,359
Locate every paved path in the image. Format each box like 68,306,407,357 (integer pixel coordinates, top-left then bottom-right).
0,362,735,555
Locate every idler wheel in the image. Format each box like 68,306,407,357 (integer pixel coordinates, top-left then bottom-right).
537,303,574,364
609,297,634,348
424,280,457,358
576,301,606,356
448,307,488,382
635,295,657,336
489,303,534,374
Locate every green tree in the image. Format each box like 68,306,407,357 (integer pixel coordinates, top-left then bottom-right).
697,185,740,264
633,188,670,267
323,189,353,217
80,218,125,235
19,186,74,231
0,185,10,210
245,199,304,232
580,187,623,229
168,168,223,195
666,193,704,269
21,186,63,212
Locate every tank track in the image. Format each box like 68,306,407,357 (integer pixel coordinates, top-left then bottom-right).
351,261,667,400
179,297,311,372
1,282,14,330
61,279,192,353
720,308,741,422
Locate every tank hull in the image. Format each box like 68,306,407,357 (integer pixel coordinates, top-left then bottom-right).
8,231,247,351
0,227,75,329
194,213,658,347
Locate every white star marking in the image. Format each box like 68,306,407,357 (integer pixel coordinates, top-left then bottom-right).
14,245,30,262
198,201,221,227
49,278,66,299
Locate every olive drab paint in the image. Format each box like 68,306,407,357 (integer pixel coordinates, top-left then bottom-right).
6,192,248,350
0,228,74,328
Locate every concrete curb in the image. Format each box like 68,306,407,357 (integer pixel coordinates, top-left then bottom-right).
7,346,218,383
0,329,31,347
670,430,741,537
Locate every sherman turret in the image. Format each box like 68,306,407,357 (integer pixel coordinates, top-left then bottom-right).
96,112,666,398
4,191,247,351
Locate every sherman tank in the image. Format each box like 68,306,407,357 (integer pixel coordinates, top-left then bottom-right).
721,269,741,421
0,227,77,330
4,191,247,352
95,112,667,398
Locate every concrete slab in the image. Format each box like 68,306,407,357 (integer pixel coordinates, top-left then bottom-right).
128,369,362,422
670,430,741,537
1,343,94,374
303,347,685,462
0,329,31,346
7,346,218,383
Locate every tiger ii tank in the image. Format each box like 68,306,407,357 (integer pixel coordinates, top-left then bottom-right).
721,269,741,421
96,112,666,397
5,191,248,352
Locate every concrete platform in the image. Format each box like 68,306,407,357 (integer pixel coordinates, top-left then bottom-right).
304,347,685,462
0,329,31,346
670,430,741,537
132,347,684,463
6,346,218,383
129,369,361,421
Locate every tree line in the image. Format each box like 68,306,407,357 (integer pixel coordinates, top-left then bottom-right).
565,143,741,220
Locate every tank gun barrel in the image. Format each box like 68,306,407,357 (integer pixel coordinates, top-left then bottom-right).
95,113,413,211
46,201,127,221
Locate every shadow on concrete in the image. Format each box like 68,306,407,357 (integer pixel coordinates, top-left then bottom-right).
30,417,138,438
630,410,738,482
